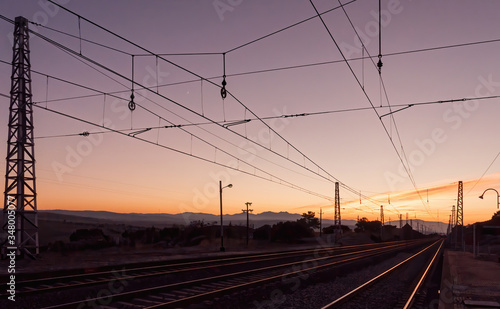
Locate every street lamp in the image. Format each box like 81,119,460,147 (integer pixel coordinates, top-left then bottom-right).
479,188,500,209
219,181,232,252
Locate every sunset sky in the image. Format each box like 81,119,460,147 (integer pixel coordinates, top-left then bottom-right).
1,1,500,226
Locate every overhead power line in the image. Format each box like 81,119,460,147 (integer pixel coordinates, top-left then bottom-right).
5,12,500,97
224,0,358,54
309,0,432,216
466,150,500,196
34,104,335,202
35,4,380,203
3,2,492,213
27,21,133,56
32,94,500,138
338,0,406,216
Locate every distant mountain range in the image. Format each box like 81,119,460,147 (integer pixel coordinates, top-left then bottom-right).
39,209,447,233
40,209,355,229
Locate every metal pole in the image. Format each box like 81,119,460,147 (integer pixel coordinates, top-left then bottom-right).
219,181,224,252
2,17,39,259
243,202,252,246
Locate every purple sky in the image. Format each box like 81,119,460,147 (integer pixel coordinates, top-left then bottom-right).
1,1,500,225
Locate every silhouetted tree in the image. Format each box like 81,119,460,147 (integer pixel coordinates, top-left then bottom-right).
271,221,314,242
253,225,272,240
492,211,500,223
355,217,381,233
189,220,206,228
322,224,351,234
298,211,320,229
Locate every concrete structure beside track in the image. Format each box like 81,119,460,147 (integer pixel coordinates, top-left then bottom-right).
440,250,500,308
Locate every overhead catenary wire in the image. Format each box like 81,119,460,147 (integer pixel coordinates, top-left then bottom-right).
119,36,500,91
309,0,437,216
33,5,377,203
34,104,335,202
26,19,133,56
337,0,413,216
13,21,345,193
1,5,494,217
4,34,497,208
37,3,337,180
17,43,330,187
0,49,492,115
9,8,500,96
465,150,500,196
1,17,496,205
223,0,358,54
31,94,500,137
5,33,309,188
4,12,500,82
336,1,441,218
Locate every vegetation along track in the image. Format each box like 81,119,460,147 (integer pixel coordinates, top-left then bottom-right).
3,239,432,308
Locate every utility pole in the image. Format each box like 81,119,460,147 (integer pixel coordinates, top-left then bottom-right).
219,181,232,252
399,214,402,228
242,202,253,246
2,17,38,259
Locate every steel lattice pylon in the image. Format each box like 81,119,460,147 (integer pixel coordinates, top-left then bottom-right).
2,16,38,258
456,181,463,227
455,180,464,249
334,182,341,233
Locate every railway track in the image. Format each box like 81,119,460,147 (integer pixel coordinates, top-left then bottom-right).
321,239,444,309
0,239,432,308
1,240,407,298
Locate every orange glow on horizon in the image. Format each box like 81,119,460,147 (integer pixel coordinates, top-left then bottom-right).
290,173,500,225
37,171,500,226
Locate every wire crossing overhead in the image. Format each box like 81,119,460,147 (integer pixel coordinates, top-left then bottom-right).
1,17,39,259
18,4,382,205
1,3,490,221
311,0,429,218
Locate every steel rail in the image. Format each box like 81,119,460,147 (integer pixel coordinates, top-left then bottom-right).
402,240,444,309
40,240,429,309
4,241,407,296
321,239,443,309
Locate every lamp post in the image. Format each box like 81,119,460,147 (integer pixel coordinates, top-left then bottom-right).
219,181,232,252
479,188,500,209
